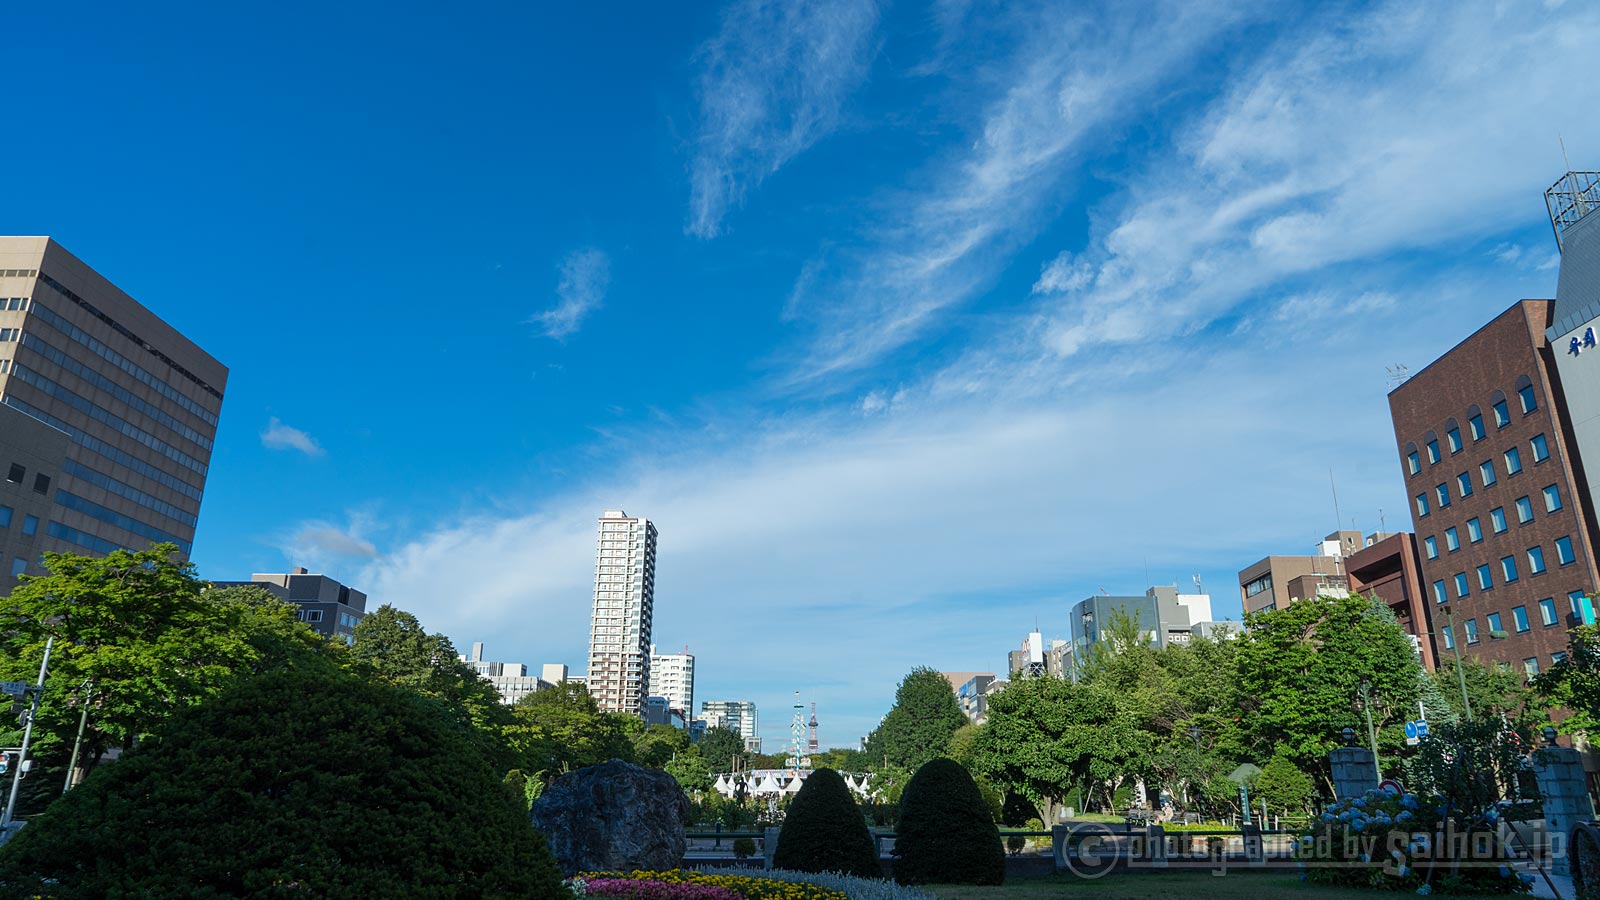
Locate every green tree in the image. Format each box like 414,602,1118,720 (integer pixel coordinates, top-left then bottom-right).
0,668,564,899
1252,754,1314,816
507,681,634,773
664,746,715,795
772,768,880,878
1235,591,1422,793
697,726,747,773
0,546,334,773
1535,622,1600,734
1433,657,1541,735
633,723,691,768
864,666,967,770
893,759,1005,885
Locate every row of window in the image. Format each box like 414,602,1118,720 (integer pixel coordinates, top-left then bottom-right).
1421,492,1562,551
61,458,197,528
9,364,209,477
21,333,214,451
0,506,40,535
1429,539,1578,600
54,490,192,555
1,297,29,311
0,328,19,342
1411,433,1550,493
29,300,219,427
46,520,126,555
1440,594,1596,652
0,269,37,278
5,462,51,496
2,396,204,502
38,275,224,401
1405,384,1539,475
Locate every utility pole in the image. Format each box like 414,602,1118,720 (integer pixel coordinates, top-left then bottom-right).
1358,676,1382,783
64,680,92,795
2,638,53,831
1439,605,1474,721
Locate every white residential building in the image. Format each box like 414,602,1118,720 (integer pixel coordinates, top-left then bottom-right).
459,642,552,706
648,645,695,724
587,510,658,716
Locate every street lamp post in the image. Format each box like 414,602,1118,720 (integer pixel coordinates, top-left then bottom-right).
1357,677,1382,783
1438,604,1474,721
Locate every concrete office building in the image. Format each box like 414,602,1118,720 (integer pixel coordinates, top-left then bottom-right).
0,404,70,593
1237,531,1362,614
458,642,553,706
214,568,367,643
587,510,658,716
1389,294,1600,673
541,663,571,684
950,673,996,724
0,237,227,589
1068,586,1230,679
648,645,694,724
702,700,760,753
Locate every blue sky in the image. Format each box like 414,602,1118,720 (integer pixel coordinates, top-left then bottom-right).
7,0,1600,750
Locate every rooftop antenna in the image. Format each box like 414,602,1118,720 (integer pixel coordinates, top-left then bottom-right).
1379,507,1386,533
1193,574,1203,595
1329,468,1343,539
1385,364,1410,388
1563,134,1573,173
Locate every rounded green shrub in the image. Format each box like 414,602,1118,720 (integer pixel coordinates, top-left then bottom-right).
893,758,1005,885
772,768,880,877
0,669,565,899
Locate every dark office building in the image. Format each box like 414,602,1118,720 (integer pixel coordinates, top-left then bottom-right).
213,568,367,643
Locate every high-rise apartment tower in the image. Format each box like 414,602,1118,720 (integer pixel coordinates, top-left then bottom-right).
648,644,694,723
0,237,226,592
587,509,658,715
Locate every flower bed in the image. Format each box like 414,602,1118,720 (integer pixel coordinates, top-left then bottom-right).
1297,789,1534,895
574,870,850,900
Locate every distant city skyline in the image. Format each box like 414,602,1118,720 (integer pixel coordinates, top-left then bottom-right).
5,1,1599,748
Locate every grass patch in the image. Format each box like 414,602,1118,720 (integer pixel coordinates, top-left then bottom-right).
926,872,1416,899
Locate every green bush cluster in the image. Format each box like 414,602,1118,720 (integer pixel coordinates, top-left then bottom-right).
891,759,1005,885
772,768,881,878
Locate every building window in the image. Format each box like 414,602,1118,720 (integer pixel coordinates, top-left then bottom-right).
1436,484,1451,508
1454,573,1470,598
32,473,48,495
1487,612,1504,636
1445,528,1460,552
1531,433,1550,463
1447,427,1462,453
1457,472,1473,497
1494,399,1511,428
1513,606,1530,633
1557,536,1576,566
1443,625,1455,649
1424,536,1439,559
1516,496,1534,524
1501,556,1518,583
1408,451,1420,475
1555,651,1568,664
5,464,21,484
1541,598,1558,626
1480,460,1496,486
1572,591,1595,625
0,506,10,527
1544,485,1562,513
9,558,24,578
1520,384,1538,414
1433,580,1448,604
1491,507,1507,533
21,515,37,536
1465,618,1480,643
1505,447,1523,475
1467,517,1483,543
1525,657,1540,675
1427,439,1441,464
1243,574,1272,597
1470,413,1486,441
1477,564,1494,590
1417,493,1430,517
1528,546,1547,575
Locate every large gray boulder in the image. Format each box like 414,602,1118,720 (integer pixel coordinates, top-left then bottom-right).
530,758,691,875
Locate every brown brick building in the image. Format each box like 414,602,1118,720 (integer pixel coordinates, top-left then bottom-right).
1388,299,1600,676
1345,532,1436,671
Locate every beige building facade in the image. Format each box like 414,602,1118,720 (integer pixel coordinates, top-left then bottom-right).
587,509,658,715
0,237,226,590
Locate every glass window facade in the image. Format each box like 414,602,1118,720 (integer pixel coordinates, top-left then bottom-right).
1520,384,1538,414
1528,546,1547,575
1544,485,1562,512
1470,414,1485,440
1505,447,1522,475
1513,606,1530,633
1557,536,1575,566
1467,517,1483,542
1541,598,1558,626
1491,507,1507,533
1516,496,1534,524
1532,433,1549,462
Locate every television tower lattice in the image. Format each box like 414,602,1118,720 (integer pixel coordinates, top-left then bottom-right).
786,692,812,773
808,702,819,753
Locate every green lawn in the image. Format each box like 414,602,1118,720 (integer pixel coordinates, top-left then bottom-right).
926,873,1416,899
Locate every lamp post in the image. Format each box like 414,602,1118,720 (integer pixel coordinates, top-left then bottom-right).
1357,677,1382,783
1438,604,1474,721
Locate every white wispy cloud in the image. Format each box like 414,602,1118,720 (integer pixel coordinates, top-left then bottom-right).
260,417,324,457
781,0,1262,384
531,248,611,340
1036,0,1600,360
687,0,881,238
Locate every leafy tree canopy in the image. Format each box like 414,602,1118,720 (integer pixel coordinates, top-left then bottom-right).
865,666,967,771
508,681,634,773
696,726,747,773
1534,622,1600,735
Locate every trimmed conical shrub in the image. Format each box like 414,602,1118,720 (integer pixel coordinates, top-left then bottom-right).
772,768,880,877
893,758,1005,885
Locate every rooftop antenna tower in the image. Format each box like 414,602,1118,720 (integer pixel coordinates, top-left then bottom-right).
1385,364,1410,388
1192,574,1203,595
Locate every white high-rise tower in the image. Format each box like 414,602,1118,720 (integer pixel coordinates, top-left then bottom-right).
649,644,695,723
587,510,658,715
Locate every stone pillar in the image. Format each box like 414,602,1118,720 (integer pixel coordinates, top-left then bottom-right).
762,826,780,870
1330,747,1379,800
1533,746,1596,877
